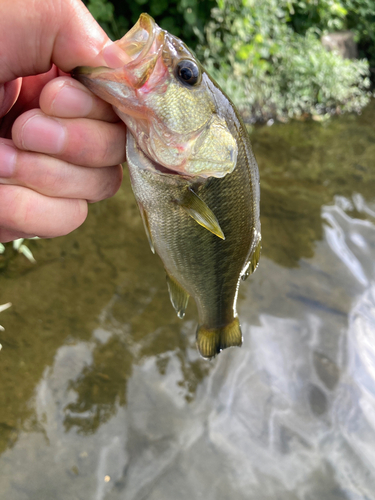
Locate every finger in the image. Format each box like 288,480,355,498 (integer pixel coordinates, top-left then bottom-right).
0,184,88,239
0,140,123,203
12,109,127,168
0,228,36,243
0,68,59,138
0,0,127,84
39,76,118,122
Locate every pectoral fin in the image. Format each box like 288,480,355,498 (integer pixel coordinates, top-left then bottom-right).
138,204,155,254
178,188,225,240
166,273,189,319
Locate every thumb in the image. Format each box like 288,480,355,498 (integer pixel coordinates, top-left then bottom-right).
0,0,125,84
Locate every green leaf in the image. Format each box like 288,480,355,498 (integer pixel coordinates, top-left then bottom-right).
236,43,254,60
87,0,114,22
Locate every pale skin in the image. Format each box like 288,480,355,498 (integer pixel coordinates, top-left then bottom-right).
0,0,129,243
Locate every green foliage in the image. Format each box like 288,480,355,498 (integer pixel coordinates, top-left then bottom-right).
84,0,215,47
288,0,375,74
84,0,126,39
287,0,348,34
345,0,375,73
199,0,371,121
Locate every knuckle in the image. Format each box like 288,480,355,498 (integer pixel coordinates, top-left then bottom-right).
51,199,88,237
0,185,27,230
93,165,123,202
91,123,125,167
108,165,123,196
63,120,126,168
0,185,88,238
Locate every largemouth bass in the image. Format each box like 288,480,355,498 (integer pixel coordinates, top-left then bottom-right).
73,14,261,359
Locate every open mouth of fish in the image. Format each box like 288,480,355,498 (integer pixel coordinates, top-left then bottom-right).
72,14,167,113
113,14,167,89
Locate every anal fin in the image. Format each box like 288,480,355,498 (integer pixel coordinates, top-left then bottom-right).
242,238,261,280
196,317,242,359
178,188,225,240
138,203,155,254
166,273,189,319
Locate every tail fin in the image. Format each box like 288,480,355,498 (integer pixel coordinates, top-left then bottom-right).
196,317,243,359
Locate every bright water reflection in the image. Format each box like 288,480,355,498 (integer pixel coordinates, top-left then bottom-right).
0,102,374,499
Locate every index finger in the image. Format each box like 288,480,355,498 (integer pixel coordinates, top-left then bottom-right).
39,77,119,123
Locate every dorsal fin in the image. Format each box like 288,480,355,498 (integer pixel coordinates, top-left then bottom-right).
178,188,225,240
138,203,155,254
166,272,189,319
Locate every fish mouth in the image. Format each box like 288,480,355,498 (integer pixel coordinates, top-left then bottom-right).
116,13,161,66
72,14,165,96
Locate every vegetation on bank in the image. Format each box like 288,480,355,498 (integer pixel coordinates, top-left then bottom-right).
84,0,373,122
288,0,375,74
200,0,371,121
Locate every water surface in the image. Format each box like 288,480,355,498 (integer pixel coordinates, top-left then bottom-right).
0,102,375,499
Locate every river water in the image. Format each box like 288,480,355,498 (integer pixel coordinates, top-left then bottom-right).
0,102,374,499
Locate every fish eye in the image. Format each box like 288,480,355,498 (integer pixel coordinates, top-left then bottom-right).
176,60,200,86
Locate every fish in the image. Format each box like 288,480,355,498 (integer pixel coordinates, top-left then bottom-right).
72,13,261,359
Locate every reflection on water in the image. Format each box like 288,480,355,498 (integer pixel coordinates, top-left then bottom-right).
0,102,375,499
256,102,375,267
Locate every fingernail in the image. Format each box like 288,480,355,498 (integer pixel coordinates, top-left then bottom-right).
0,143,16,177
21,115,66,155
102,43,131,68
52,84,93,117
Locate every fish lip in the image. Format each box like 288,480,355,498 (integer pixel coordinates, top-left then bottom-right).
116,13,159,64
72,14,165,91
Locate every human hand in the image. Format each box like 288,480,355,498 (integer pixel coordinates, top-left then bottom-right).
0,0,128,243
